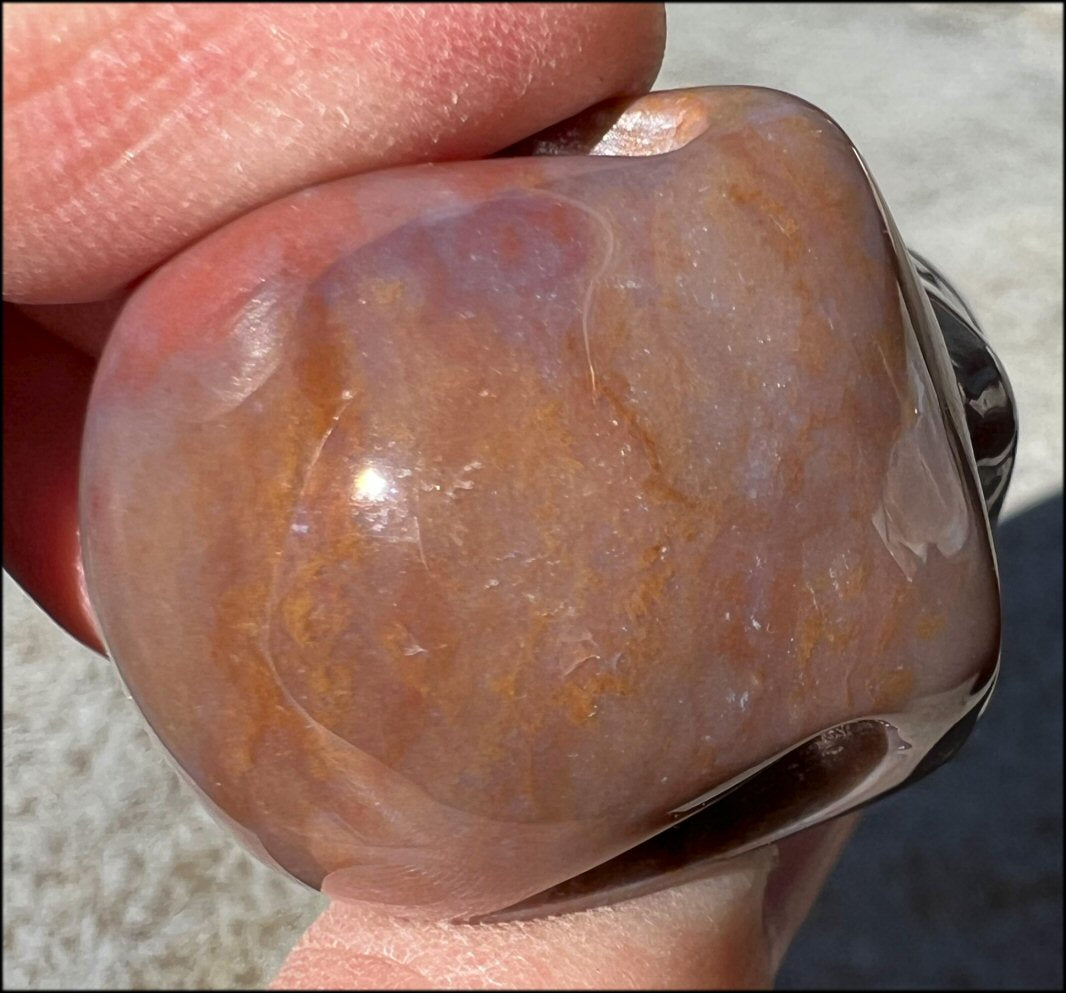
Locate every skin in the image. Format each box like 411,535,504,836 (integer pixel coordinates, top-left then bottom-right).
3,4,853,987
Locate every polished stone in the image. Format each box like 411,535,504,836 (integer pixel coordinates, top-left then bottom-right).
80,87,999,920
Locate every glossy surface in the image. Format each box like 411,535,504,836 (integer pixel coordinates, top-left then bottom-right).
909,251,1017,523
80,87,1001,920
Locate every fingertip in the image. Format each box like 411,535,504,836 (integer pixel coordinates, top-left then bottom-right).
4,2,666,305
272,851,777,991
271,817,855,989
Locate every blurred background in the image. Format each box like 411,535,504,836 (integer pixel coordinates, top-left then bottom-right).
4,3,1062,988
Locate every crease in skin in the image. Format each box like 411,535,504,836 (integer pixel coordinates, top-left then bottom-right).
5,3,666,302
3,4,137,105
8,8,259,273
85,17,262,180
9,7,304,251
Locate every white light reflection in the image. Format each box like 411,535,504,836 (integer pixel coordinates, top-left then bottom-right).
353,464,390,503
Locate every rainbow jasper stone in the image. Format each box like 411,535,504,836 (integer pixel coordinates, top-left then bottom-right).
80,87,1007,921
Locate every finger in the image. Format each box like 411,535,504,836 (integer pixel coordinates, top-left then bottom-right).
18,295,131,358
2,304,104,651
4,1,665,305
275,852,779,991
272,819,855,990
2,1,663,639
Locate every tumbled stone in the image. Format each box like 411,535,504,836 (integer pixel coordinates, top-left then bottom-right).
79,87,1000,920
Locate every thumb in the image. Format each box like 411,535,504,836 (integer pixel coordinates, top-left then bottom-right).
272,817,854,990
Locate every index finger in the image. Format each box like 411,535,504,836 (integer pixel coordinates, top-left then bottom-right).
3,1,666,306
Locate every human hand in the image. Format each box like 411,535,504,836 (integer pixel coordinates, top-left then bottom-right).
3,4,855,987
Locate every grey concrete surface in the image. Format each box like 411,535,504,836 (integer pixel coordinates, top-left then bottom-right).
3,3,1062,989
